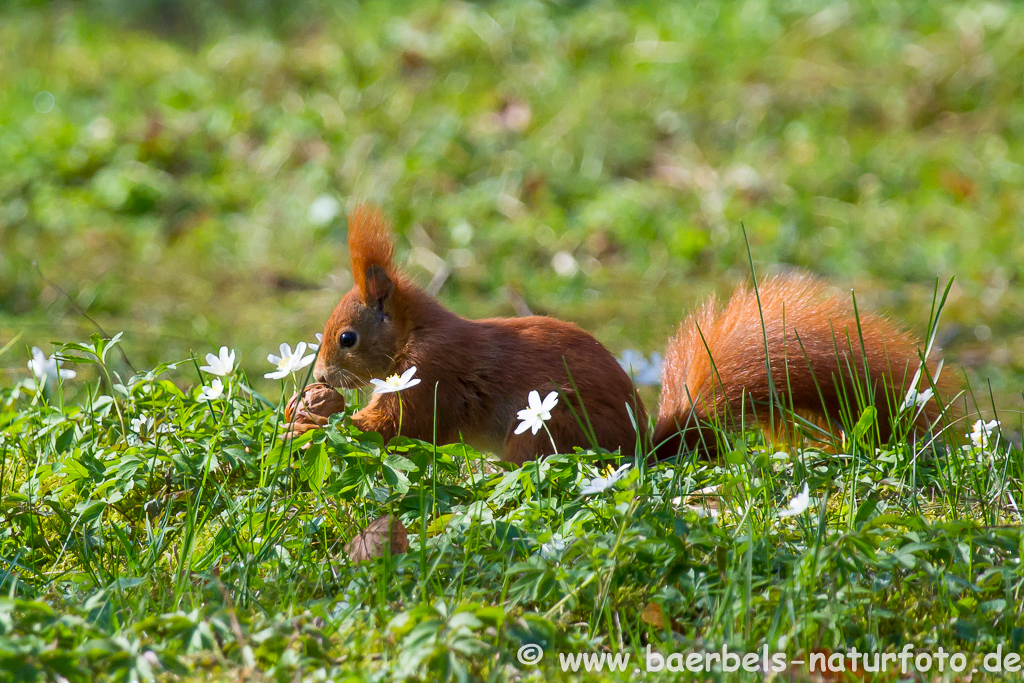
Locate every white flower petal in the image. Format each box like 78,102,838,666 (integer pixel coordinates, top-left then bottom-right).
199,378,225,401
579,463,631,496
527,390,542,411
610,463,631,482
779,483,811,518
369,366,420,393
28,347,76,386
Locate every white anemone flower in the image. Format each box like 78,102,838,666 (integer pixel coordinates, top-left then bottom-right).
130,415,172,440
28,347,76,386
617,350,663,387
200,346,236,376
370,366,422,394
638,351,663,386
308,333,323,352
198,378,225,402
514,390,559,435
579,463,632,496
265,342,316,380
969,419,1000,449
539,535,568,561
901,387,934,411
617,349,644,373
131,416,151,434
779,483,811,518
901,359,942,412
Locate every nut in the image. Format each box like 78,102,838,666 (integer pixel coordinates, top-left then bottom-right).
285,383,346,423
345,514,409,562
284,383,346,437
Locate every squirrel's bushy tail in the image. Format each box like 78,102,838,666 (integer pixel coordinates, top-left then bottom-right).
653,275,948,457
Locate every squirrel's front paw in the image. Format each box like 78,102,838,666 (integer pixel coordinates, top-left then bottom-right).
284,383,346,437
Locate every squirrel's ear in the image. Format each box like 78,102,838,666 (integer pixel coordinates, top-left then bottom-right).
348,205,396,307
364,264,394,313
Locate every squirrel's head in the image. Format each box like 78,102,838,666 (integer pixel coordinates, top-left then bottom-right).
314,206,404,389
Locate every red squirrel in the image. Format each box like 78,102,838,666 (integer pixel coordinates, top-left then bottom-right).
312,206,945,463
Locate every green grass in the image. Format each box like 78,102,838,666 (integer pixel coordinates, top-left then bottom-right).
1,330,1023,681
2,0,1024,680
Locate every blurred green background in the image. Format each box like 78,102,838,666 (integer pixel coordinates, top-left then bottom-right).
2,0,1023,406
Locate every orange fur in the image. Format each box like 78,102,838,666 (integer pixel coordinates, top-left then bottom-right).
317,206,948,463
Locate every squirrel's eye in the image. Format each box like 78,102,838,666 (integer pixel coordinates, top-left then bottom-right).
339,330,358,349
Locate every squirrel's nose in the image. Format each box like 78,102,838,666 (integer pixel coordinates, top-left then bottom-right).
312,363,327,385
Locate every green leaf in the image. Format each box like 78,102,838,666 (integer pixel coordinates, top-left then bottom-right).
853,496,878,528
384,453,418,473
301,443,330,494
853,406,877,440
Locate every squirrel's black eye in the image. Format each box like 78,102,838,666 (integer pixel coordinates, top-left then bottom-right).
339,330,358,349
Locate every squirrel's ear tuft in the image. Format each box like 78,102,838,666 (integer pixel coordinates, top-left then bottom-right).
348,205,396,305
